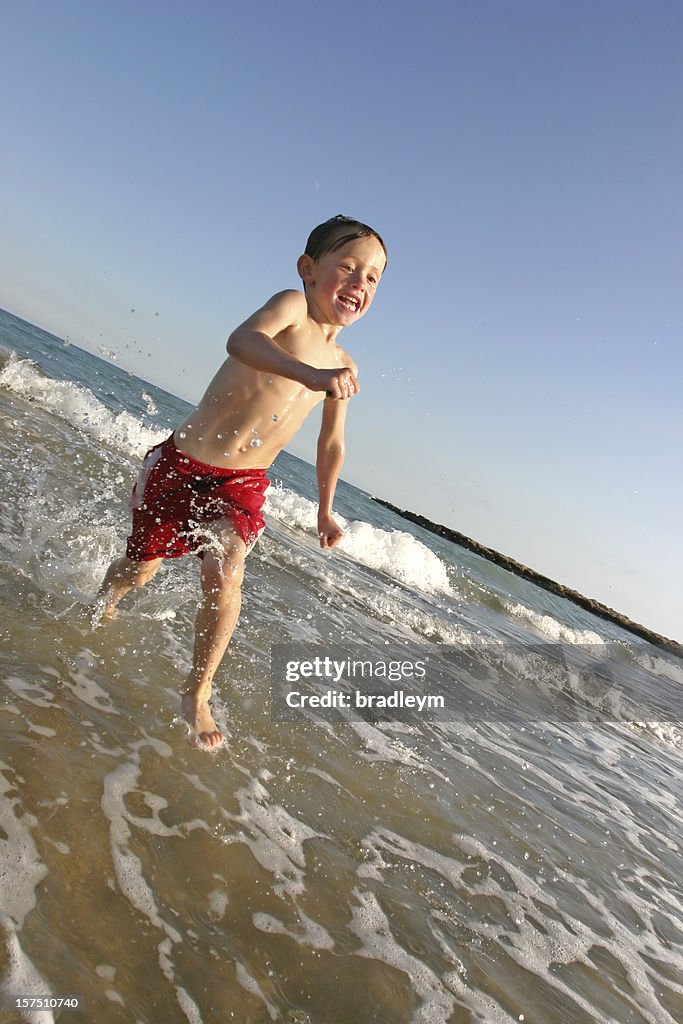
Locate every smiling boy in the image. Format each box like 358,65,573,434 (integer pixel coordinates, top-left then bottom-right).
99,215,387,748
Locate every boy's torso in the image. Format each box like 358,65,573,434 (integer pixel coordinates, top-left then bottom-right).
174,315,352,470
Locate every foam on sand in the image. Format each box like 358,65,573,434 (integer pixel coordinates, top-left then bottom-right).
0,761,53,1021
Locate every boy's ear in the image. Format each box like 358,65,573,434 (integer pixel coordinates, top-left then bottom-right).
297,253,315,286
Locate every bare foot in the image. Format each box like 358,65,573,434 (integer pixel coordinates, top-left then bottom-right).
181,693,225,750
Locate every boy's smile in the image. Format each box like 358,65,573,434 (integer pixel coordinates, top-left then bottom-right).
300,235,386,329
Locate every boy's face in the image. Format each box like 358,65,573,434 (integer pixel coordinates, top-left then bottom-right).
300,235,386,327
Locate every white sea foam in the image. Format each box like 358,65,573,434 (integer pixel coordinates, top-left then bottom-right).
222,775,321,899
233,962,278,1021
252,910,335,950
62,649,121,715
0,762,48,931
101,760,179,937
346,585,472,643
340,519,452,595
0,353,164,457
360,822,683,1024
504,600,607,644
0,762,53,1022
3,675,59,711
0,932,54,1024
349,888,458,1024
100,748,216,1023
631,648,683,686
266,485,454,597
627,721,683,750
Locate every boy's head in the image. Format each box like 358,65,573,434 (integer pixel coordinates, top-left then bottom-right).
297,215,387,326
303,214,387,267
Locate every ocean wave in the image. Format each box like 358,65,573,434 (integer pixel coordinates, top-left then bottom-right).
629,648,683,686
266,484,455,598
626,721,683,750
0,352,165,457
504,600,607,645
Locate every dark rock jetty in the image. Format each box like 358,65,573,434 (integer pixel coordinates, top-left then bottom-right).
372,498,682,658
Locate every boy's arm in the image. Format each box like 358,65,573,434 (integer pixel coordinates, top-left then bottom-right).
317,396,349,548
228,291,359,397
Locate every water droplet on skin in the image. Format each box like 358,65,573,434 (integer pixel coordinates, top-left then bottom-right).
251,427,259,434
223,452,231,457
272,414,279,421
234,430,239,435
250,438,263,448
178,431,187,439
216,433,223,440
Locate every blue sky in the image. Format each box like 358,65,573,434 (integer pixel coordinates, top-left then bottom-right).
2,0,681,640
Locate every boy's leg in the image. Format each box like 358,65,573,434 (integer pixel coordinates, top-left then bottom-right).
98,555,163,620
180,526,248,748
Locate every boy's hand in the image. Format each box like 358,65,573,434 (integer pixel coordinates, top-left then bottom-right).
307,366,359,400
318,512,344,548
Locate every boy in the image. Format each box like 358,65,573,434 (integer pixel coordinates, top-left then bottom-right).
99,215,387,749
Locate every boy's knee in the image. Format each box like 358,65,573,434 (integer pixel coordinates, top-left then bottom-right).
125,556,161,587
203,546,246,595
218,553,246,589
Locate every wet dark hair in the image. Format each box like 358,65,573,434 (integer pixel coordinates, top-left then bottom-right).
304,214,387,267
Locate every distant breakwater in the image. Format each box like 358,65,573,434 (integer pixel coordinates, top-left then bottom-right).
373,498,682,657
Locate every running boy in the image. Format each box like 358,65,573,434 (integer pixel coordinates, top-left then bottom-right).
99,215,387,749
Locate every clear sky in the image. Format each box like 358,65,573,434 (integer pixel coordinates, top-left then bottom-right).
2,0,681,640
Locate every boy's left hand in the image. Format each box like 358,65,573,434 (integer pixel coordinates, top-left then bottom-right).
318,512,344,548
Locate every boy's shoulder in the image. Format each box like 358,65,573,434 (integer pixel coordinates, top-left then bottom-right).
263,289,308,320
238,290,309,341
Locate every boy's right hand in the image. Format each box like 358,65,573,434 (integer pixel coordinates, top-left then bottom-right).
307,366,359,400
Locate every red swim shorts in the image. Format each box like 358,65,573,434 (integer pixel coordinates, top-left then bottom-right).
126,435,270,561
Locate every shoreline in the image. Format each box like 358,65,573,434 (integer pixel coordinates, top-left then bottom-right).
372,498,683,658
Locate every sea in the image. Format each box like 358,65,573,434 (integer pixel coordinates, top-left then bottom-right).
0,306,681,1024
